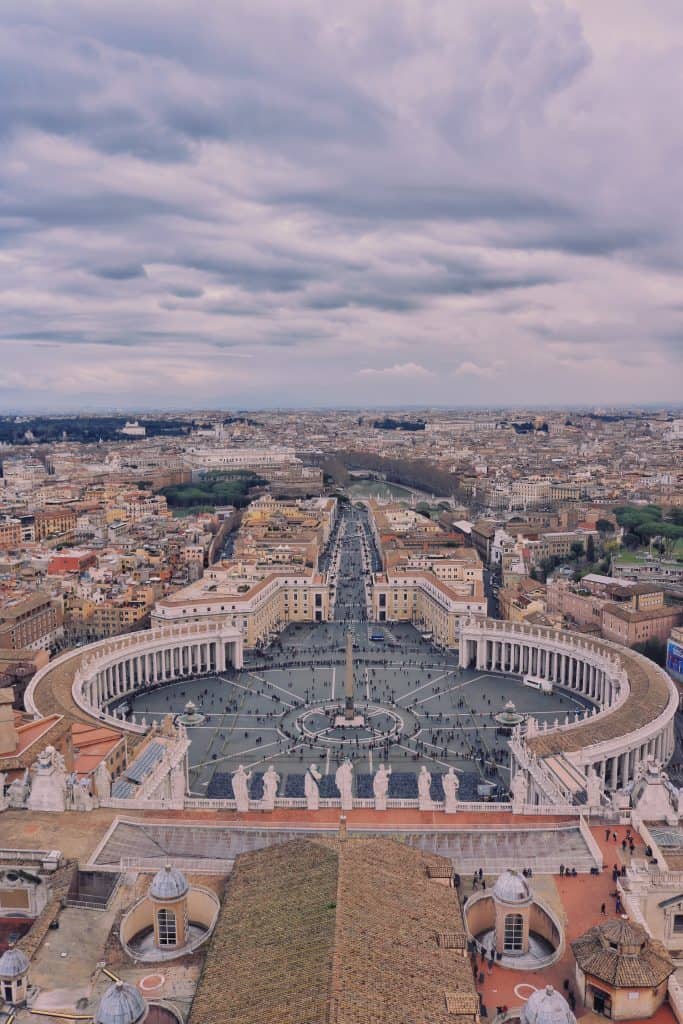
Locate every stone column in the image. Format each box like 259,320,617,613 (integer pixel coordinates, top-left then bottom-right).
620,751,629,786
610,756,618,790
216,640,226,672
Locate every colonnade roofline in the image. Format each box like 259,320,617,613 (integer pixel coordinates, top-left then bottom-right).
459,616,678,786
25,620,245,731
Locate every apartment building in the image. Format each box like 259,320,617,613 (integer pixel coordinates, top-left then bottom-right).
0,517,21,550
0,592,63,652
33,507,77,542
547,576,682,647
151,564,330,647
612,556,683,585
183,446,297,472
371,569,486,647
367,501,486,647
601,603,682,647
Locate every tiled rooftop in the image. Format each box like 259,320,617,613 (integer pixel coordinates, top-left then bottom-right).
188,836,477,1024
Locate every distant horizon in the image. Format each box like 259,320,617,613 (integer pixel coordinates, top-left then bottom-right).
2,402,682,418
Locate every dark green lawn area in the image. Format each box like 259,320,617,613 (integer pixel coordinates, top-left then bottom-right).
160,471,266,510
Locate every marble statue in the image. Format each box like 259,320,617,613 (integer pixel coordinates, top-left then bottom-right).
585,766,604,808
262,765,280,810
373,763,392,811
417,766,433,810
170,762,186,803
7,769,29,808
611,787,631,814
232,764,252,812
71,778,96,811
93,761,111,801
510,769,528,813
335,759,353,811
305,764,322,810
28,745,67,813
443,767,460,814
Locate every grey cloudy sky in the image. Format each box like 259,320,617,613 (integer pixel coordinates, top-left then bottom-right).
1,0,682,411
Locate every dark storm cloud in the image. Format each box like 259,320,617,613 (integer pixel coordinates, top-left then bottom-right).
273,185,573,226
0,192,186,231
503,223,663,259
303,263,556,313
92,264,148,280
179,256,321,293
305,293,422,313
0,329,143,347
0,11,386,167
168,286,204,299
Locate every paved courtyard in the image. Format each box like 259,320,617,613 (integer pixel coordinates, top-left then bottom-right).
128,505,593,800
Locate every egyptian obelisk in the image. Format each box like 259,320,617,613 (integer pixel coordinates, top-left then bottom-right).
344,630,355,720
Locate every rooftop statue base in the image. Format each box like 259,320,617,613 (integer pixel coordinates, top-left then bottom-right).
334,712,366,728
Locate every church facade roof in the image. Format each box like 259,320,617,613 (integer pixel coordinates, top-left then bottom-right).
188,836,476,1024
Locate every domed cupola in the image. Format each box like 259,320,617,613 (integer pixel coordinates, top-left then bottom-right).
572,917,674,1019
492,870,533,956
149,863,189,901
95,980,147,1024
0,945,30,1005
148,863,189,950
521,985,577,1024
492,869,532,905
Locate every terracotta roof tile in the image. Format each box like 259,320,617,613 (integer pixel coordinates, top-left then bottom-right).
188,837,478,1024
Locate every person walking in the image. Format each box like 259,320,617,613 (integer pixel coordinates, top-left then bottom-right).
601,902,606,915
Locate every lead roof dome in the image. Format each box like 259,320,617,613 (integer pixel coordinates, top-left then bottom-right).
149,863,188,901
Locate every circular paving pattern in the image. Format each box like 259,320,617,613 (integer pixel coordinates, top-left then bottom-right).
514,983,538,1001
280,700,420,748
140,974,165,992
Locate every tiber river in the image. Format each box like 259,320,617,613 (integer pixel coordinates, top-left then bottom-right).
345,479,436,502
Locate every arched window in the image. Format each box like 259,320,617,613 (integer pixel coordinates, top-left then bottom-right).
504,913,524,952
157,907,177,946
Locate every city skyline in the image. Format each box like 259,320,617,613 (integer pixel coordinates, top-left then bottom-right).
2,0,682,410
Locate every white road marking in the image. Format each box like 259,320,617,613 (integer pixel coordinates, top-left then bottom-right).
243,671,300,708
395,669,457,704
193,738,281,769
412,674,491,706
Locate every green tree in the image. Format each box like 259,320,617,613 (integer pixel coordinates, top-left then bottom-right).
596,518,614,534
570,541,584,561
586,535,595,563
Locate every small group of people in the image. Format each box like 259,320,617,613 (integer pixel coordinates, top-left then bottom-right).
611,862,627,882
559,864,578,877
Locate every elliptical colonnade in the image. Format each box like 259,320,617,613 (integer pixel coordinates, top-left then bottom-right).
459,617,677,792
